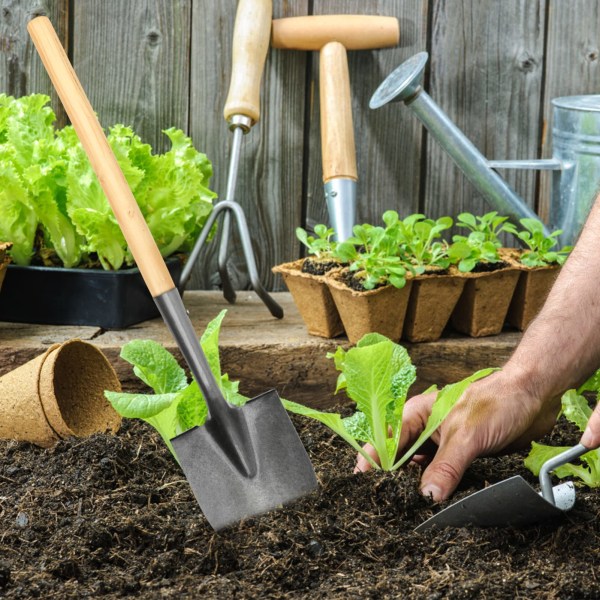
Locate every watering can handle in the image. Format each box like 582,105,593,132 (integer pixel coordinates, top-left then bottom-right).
223,0,272,126
27,16,174,298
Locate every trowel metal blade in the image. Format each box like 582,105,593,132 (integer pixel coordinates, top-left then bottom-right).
415,476,576,532
171,389,318,531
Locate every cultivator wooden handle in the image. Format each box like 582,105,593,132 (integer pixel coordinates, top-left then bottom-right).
27,16,174,298
320,42,357,183
223,0,272,125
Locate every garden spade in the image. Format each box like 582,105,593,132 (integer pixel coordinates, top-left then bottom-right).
28,15,317,532
416,443,589,532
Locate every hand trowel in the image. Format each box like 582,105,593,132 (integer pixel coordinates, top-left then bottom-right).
416,443,589,532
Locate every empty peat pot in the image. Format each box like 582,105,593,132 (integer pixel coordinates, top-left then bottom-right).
0,339,121,447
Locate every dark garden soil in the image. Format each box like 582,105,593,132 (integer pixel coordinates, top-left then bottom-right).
1,407,599,599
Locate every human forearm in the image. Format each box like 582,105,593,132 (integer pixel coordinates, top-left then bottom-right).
505,196,600,402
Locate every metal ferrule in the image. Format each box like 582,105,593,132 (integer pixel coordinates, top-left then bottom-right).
227,114,252,133
324,178,357,242
539,443,588,505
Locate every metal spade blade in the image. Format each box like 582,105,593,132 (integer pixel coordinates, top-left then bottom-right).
171,389,318,531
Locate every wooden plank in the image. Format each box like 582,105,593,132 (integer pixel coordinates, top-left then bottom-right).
72,0,191,154
0,291,522,409
187,1,308,291
0,0,68,125
306,1,427,229
538,0,600,223
425,0,546,228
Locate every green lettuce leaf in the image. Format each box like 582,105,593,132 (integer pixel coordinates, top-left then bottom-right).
284,333,490,471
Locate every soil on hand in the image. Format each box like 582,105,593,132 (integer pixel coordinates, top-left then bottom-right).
0,410,598,599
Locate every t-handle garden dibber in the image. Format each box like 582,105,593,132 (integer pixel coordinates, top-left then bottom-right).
271,15,399,241
180,0,284,319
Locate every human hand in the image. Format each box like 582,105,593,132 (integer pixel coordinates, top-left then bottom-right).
581,402,600,449
354,368,561,502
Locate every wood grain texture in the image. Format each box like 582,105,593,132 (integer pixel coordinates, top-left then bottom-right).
307,0,427,231
188,0,307,291
538,0,600,224
425,0,545,229
0,0,68,124
72,0,191,154
0,291,522,409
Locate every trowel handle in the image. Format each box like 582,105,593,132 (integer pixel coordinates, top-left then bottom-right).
27,16,174,298
223,0,272,126
320,41,357,183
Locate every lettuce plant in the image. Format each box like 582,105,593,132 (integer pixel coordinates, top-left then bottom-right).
384,211,453,274
524,371,600,487
105,310,247,458
515,218,572,268
283,333,494,471
448,211,517,272
296,224,337,260
0,93,216,269
335,223,412,290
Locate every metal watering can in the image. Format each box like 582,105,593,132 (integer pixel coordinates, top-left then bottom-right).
370,52,600,246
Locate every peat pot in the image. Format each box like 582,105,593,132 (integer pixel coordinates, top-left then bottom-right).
0,256,183,329
402,270,466,342
272,258,344,338
326,269,413,344
506,263,561,331
450,262,520,337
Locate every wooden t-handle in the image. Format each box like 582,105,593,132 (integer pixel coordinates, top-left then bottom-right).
223,0,272,125
27,16,174,298
320,41,357,183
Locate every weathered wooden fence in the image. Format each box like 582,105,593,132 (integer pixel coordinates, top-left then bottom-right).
1,0,600,290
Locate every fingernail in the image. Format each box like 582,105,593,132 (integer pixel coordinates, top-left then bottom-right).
420,483,443,502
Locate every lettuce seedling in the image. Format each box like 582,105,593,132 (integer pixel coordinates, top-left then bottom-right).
296,224,337,260
524,371,600,487
384,210,453,274
515,218,572,268
105,310,248,458
283,333,494,471
335,223,413,290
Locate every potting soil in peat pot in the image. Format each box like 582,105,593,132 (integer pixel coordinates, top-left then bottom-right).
1,412,599,598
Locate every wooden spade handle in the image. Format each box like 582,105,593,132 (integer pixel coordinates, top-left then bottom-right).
223,0,272,125
320,41,357,182
28,16,174,297
272,15,399,51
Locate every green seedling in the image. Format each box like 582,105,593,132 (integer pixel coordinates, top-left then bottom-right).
455,211,518,245
284,332,494,471
296,224,337,260
335,223,412,290
515,218,572,268
525,371,600,487
384,210,453,274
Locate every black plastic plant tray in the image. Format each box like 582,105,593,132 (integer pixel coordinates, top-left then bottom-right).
0,257,183,329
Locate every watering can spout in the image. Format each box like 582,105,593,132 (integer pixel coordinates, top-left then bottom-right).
371,52,550,238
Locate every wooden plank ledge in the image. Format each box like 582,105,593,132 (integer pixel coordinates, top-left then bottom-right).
0,291,523,409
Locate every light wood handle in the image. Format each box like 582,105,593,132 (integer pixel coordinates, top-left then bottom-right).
223,0,272,125
272,15,399,51
320,42,357,183
28,16,174,298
